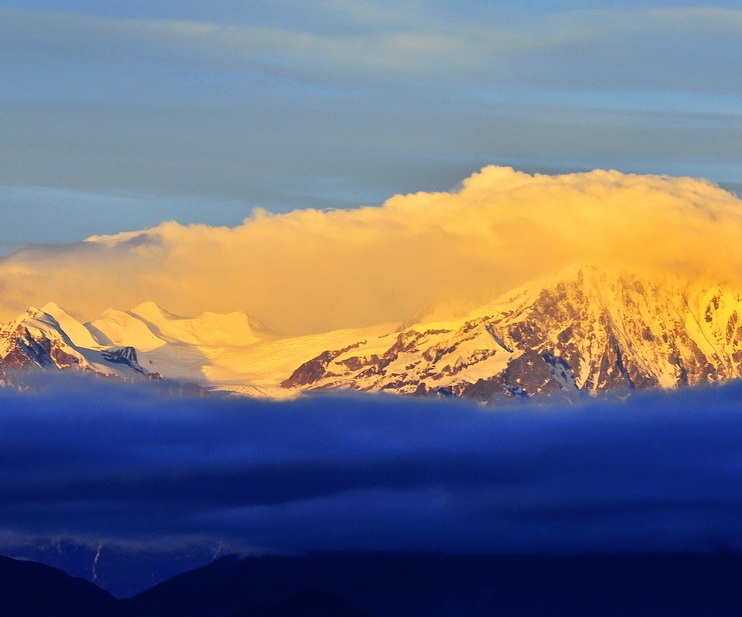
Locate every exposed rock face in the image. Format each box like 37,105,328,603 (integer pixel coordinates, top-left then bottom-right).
0,315,83,373
101,346,146,374
281,266,742,401
0,306,151,385
3,266,742,401
281,342,365,388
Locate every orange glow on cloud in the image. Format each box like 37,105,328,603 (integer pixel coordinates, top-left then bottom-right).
1,166,740,335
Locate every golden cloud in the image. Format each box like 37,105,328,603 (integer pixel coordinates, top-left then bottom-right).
1,167,740,335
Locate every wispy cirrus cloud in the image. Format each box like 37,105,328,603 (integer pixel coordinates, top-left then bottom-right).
1,4,740,91
0,1,739,252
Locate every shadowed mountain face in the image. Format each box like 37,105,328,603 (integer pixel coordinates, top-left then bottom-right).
4,551,742,616
123,552,742,617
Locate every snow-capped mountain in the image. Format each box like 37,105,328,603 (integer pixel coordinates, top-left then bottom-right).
0,299,292,395
3,265,742,400
282,265,742,400
0,303,148,383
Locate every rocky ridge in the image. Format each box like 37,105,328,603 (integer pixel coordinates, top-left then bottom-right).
0,303,196,392
282,266,742,401
2,266,742,401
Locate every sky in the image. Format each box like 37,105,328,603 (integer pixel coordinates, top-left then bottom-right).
0,0,740,255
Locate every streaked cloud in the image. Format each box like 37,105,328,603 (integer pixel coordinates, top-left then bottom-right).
0,1,740,247
2,4,740,90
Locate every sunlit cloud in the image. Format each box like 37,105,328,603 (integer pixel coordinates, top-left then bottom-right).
0,167,740,335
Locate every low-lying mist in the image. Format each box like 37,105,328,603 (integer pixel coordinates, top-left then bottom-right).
2,375,742,558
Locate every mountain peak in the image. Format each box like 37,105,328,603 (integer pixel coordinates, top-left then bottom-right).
4,267,742,402
23,306,47,320
40,301,64,314
131,301,179,322
281,266,742,400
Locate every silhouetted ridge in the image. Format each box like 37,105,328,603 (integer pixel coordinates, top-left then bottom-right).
0,554,117,617
122,552,742,617
4,551,742,616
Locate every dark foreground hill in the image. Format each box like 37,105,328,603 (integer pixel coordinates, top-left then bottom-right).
0,554,117,617
4,551,742,617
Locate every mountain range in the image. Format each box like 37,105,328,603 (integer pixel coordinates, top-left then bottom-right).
2,264,742,400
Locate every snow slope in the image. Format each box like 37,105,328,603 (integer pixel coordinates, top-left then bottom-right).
279,265,742,400
0,305,147,380
4,264,742,400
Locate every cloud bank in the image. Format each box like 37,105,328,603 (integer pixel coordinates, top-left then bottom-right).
0,167,741,334
2,377,742,557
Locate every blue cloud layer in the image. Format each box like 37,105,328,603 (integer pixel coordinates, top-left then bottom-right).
2,375,742,555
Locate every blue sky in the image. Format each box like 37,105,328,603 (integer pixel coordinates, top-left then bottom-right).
1,0,740,252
